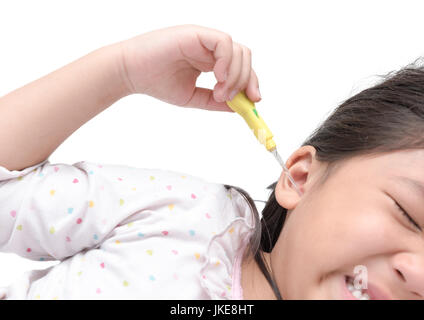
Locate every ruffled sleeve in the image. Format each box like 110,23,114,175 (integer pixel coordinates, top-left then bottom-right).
199,187,256,300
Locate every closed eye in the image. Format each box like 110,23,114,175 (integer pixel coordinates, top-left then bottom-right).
394,200,422,232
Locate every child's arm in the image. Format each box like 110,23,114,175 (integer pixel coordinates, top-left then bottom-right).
0,24,261,172
0,24,262,264
0,43,129,171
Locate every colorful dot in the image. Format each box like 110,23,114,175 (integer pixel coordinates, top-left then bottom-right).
49,227,55,234
100,262,105,269
194,253,200,259
166,185,172,190
161,230,169,236
50,190,55,196
117,177,123,181
189,230,195,236
149,275,155,281
123,280,129,287
168,204,174,211
191,193,197,199
127,222,133,227
119,199,125,206
205,213,211,219
76,218,82,224
137,232,144,237
228,227,235,234
10,210,17,218
26,248,31,253
96,288,101,294
89,170,94,175
88,201,94,208
72,178,79,183
77,271,82,276
16,225,22,231
115,240,121,244
93,234,98,240
67,208,74,214
146,250,153,256
149,176,155,181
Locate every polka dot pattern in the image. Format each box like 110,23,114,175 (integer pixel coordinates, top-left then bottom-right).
0,160,254,300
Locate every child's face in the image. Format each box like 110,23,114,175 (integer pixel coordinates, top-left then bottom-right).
273,147,424,299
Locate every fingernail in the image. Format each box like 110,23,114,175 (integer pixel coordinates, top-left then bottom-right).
257,87,261,99
229,89,238,101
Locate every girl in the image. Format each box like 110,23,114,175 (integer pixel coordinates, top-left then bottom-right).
1,24,424,300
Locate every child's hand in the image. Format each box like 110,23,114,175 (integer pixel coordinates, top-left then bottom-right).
119,24,261,112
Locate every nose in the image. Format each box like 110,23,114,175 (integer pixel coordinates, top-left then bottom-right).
391,252,424,298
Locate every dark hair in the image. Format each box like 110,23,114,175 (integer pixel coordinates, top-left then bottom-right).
224,57,424,300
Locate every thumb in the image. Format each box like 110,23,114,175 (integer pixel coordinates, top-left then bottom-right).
180,87,235,112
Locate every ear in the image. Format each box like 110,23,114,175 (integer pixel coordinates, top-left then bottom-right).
275,145,319,210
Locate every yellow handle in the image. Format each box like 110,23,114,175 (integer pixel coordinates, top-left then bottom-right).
226,92,276,151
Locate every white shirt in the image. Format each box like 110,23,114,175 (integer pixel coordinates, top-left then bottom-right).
0,159,256,299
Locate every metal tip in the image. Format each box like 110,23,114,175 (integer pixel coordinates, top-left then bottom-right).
271,148,303,197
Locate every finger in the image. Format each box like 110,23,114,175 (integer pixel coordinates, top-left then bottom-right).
216,43,243,102
195,27,233,83
245,69,261,102
180,87,234,112
232,45,252,98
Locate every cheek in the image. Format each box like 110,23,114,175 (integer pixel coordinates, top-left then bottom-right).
327,209,396,257
308,202,397,264
277,196,399,297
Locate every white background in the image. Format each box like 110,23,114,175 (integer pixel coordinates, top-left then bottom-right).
0,0,423,288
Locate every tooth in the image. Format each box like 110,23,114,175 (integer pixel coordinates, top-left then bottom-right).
361,293,370,300
352,290,362,298
347,283,354,291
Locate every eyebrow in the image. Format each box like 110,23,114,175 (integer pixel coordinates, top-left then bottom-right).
393,176,424,199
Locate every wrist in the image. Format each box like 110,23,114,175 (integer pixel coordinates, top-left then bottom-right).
101,41,134,98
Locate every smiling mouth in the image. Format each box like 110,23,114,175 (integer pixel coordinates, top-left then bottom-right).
345,276,370,300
